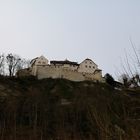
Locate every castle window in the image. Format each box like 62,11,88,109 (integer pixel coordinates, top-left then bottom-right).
89,66,91,68
93,66,95,69
85,65,87,68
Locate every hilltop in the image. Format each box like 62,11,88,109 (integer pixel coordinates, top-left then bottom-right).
0,76,140,140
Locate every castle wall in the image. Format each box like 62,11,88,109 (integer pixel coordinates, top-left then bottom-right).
37,67,85,81
61,69,85,81
16,68,31,77
36,66,103,82
17,66,103,82
84,71,103,81
31,66,37,76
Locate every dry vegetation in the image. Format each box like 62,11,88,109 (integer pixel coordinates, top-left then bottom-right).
0,76,139,140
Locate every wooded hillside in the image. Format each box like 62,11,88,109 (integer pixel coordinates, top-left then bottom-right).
0,76,140,140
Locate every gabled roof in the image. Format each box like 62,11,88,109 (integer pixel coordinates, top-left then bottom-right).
30,57,38,64
30,55,48,66
80,58,98,66
85,58,92,61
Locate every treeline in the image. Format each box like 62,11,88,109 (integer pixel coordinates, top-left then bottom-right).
105,73,140,88
0,53,30,76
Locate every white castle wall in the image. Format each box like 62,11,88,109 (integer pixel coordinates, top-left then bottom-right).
36,66,85,82
84,72,102,81
35,66,103,82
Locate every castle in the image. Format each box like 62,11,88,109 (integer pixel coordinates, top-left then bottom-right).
17,56,104,82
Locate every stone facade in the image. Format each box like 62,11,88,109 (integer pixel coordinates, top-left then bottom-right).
37,66,85,81
78,58,98,74
18,56,104,82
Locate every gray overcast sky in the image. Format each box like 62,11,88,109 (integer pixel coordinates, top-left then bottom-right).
0,0,140,77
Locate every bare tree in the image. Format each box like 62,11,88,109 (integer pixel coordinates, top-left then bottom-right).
0,53,5,75
130,38,140,68
16,58,30,71
0,54,5,75
6,53,21,76
119,74,131,88
129,74,140,87
118,39,140,88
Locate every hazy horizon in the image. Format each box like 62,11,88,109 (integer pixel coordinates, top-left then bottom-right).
0,0,140,77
